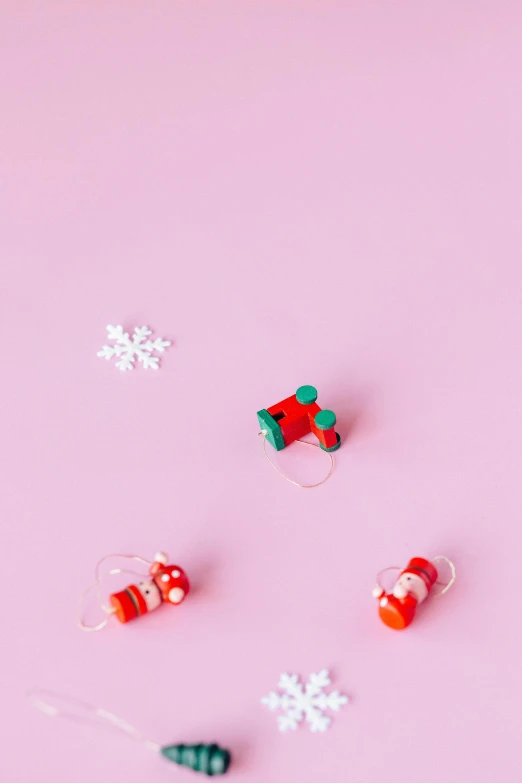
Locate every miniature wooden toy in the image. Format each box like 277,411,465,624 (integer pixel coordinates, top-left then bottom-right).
257,385,341,452
78,551,190,631
109,552,189,623
162,743,231,775
372,556,455,630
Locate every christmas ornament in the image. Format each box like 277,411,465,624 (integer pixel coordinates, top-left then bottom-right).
78,552,189,631
261,669,349,732
257,385,341,488
161,744,230,775
28,690,231,776
372,555,456,630
97,324,171,371
257,385,341,452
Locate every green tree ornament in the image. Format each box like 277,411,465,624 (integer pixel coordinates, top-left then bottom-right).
161,743,231,776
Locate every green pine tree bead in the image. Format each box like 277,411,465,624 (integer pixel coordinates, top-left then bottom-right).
161,743,231,776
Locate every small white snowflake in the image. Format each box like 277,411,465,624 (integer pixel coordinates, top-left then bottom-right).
261,669,348,733
97,325,171,371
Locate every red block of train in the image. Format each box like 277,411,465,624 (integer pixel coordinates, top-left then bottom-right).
257,385,341,452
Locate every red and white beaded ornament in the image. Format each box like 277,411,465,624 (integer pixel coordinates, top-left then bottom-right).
372,555,456,630
78,551,189,631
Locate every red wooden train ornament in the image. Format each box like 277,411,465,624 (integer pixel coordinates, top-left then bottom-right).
110,552,190,624
257,385,341,452
372,556,455,630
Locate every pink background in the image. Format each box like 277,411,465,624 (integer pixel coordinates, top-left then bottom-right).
1,1,522,781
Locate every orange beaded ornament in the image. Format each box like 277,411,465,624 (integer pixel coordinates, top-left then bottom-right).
372,555,455,630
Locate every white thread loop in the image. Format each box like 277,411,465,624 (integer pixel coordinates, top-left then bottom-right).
432,555,456,597
258,430,335,488
77,554,153,632
27,689,161,752
374,566,402,594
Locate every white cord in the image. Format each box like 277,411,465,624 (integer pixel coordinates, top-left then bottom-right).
27,689,161,752
432,555,456,597
259,430,335,488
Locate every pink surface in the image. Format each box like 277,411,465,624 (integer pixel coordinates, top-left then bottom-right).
1,1,522,780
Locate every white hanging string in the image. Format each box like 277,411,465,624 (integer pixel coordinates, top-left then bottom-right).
258,430,335,488
374,566,402,593
432,555,456,597
27,689,161,751
77,554,153,632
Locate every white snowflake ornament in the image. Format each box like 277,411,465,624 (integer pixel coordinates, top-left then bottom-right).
97,325,171,371
261,669,348,733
